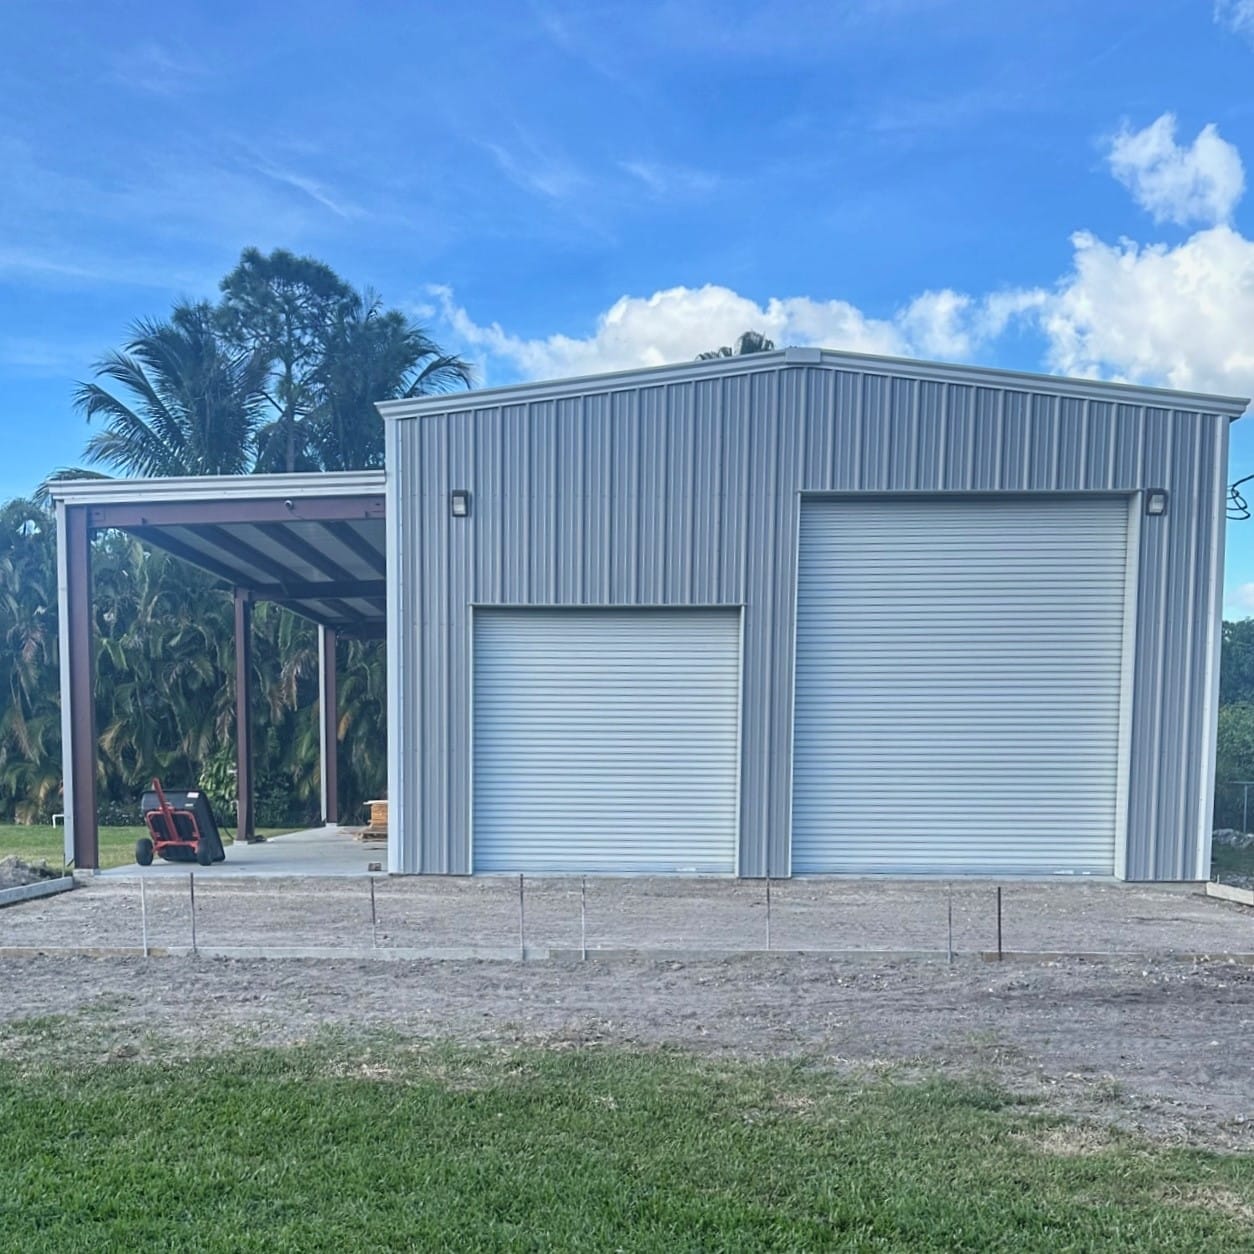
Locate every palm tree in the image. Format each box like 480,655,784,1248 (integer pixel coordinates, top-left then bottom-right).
307,293,473,471
92,535,235,795
75,302,269,477
697,330,777,360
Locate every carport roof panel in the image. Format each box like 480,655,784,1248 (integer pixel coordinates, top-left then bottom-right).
48,472,387,633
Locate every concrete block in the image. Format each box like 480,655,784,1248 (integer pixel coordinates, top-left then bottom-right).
0,876,74,909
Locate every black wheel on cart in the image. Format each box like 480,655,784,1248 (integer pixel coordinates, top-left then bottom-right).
135,837,154,867
196,839,213,867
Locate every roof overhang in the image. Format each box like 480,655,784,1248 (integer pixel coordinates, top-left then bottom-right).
376,346,1251,422
49,472,387,637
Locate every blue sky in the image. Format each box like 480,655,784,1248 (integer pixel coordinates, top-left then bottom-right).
6,1,1254,610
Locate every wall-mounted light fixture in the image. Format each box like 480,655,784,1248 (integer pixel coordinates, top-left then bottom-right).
1145,489,1169,517
451,490,471,518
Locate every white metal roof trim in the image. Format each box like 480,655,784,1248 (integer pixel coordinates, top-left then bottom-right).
48,469,386,504
376,349,1249,421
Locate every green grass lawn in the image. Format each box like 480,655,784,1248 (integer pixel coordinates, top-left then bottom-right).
0,823,300,871
0,1043,1250,1251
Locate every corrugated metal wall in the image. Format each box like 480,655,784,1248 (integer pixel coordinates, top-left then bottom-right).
385,355,1234,880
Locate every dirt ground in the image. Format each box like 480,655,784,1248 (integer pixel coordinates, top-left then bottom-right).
1,952,1251,1151
5,875,1254,957
0,857,59,890
4,878,1253,1150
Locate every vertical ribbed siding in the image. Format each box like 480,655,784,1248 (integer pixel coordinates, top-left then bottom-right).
389,362,1232,880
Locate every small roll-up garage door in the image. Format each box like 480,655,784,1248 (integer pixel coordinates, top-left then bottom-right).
473,608,741,873
792,497,1130,875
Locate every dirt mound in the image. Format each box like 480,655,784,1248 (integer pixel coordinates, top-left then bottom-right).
0,857,60,890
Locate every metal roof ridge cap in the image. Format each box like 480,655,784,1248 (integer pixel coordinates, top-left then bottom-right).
812,348,1251,415
375,350,1250,419
374,351,794,419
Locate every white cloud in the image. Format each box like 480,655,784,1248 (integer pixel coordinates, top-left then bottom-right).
1106,114,1244,226
1035,225,1254,396
250,163,365,220
432,222,1254,409
475,129,586,202
619,160,720,199
895,288,1046,359
427,282,1039,382
424,111,1254,419
1215,0,1254,40
430,223,1254,409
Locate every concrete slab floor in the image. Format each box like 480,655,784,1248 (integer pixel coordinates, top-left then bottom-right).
98,826,386,880
6,875,1254,960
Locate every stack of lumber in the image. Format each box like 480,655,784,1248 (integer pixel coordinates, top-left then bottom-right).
356,799,388,842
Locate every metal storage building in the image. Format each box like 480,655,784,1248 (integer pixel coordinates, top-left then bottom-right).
378,346,1246,881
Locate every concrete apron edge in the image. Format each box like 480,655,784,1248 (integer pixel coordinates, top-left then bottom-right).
2,944,1254,964
0,877,75,909
1205,880,1254,907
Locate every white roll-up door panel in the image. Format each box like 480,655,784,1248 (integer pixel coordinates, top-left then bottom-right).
792,497,1129,875
473,609,740,873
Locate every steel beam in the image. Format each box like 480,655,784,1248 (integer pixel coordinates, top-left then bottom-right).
188,524,295,584
251,579,387,602
339,623,387,641
87,495,385,529
313,596,369,624
319,625,339,825
57,504,98,869
130,526,244,587
320,520,388,576
265,524,356,582
234,589,255,841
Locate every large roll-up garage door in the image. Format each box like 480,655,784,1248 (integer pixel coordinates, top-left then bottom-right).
792,497,1130,875
473,609,741,874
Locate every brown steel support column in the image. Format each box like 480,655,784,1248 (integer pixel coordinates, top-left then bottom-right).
234,589,255,840
318,624,339,825
59,504,98,869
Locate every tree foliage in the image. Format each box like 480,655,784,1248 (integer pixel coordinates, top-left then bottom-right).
1220,619,1254,705
307,292,472,471
78,248,471,477
0,500,60,822
1214,620,1254,829
0,499,386,826
218,248,357,473
0,249,455,828
75,302,269,477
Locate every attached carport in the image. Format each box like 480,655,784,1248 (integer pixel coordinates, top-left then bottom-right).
49,471,386,870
